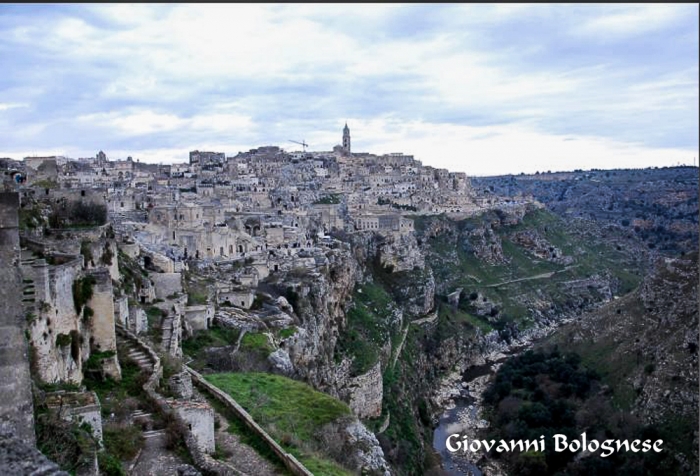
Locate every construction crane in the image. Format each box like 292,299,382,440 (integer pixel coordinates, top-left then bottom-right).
288,140,309,152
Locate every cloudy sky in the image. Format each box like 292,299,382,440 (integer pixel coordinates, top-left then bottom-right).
0,4,697,176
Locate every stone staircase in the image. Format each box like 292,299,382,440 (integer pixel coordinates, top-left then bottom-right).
159,313,179,357
131,408,155,431
122,341,155,373
141,428,167,441
20,248,37,306
115,326,193,475
116,327,159,430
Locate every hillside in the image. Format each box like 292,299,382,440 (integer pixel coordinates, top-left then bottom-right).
472,166,698,255
540,252,698,474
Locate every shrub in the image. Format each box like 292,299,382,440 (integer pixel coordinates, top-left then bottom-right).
55,333,72,347
36,411,97,473
85,350,116,370
102,422,143,460
98,451,125,476
101,243,114,266
69,201,108,227
73,275,97,314
80,240,93,265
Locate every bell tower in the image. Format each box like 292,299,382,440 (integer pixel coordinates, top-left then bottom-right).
342,122,351,153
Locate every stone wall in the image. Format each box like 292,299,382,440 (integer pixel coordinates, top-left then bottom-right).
184,305,212,332
0,428,67,475
0,192,35,444
128,307,148,335
118,242,139,259
86,269,121,380
170,401,215,454
150,272,182,299
113,296,129,327
45,391,103,445
344,362,383,419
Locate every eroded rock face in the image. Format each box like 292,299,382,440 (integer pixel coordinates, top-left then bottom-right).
343,420,391,476
467,225,507,265
267,349,294,377
283,247,361,391
320,417,391,476
378,232,424,272
627,256,698,422
0,428,67,476
510,229,573,265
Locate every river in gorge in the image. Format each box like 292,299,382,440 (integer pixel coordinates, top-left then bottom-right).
432,393,484,476
432,349,527,476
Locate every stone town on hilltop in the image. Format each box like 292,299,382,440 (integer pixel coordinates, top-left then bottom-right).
0,124,537,474
11,123,533,256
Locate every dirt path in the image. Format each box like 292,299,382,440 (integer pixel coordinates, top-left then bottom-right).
485,264,579,288
130,430,190,476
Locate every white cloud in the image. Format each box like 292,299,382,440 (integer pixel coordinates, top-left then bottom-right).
0,103,28,111
573,4,689,39
76,109,254,138
78,111,185,135
342,117,698,176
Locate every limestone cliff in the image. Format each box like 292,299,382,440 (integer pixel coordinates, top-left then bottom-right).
304,206,645,474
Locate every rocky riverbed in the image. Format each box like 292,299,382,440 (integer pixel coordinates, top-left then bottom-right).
430,320,575,476
432,360,506,476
